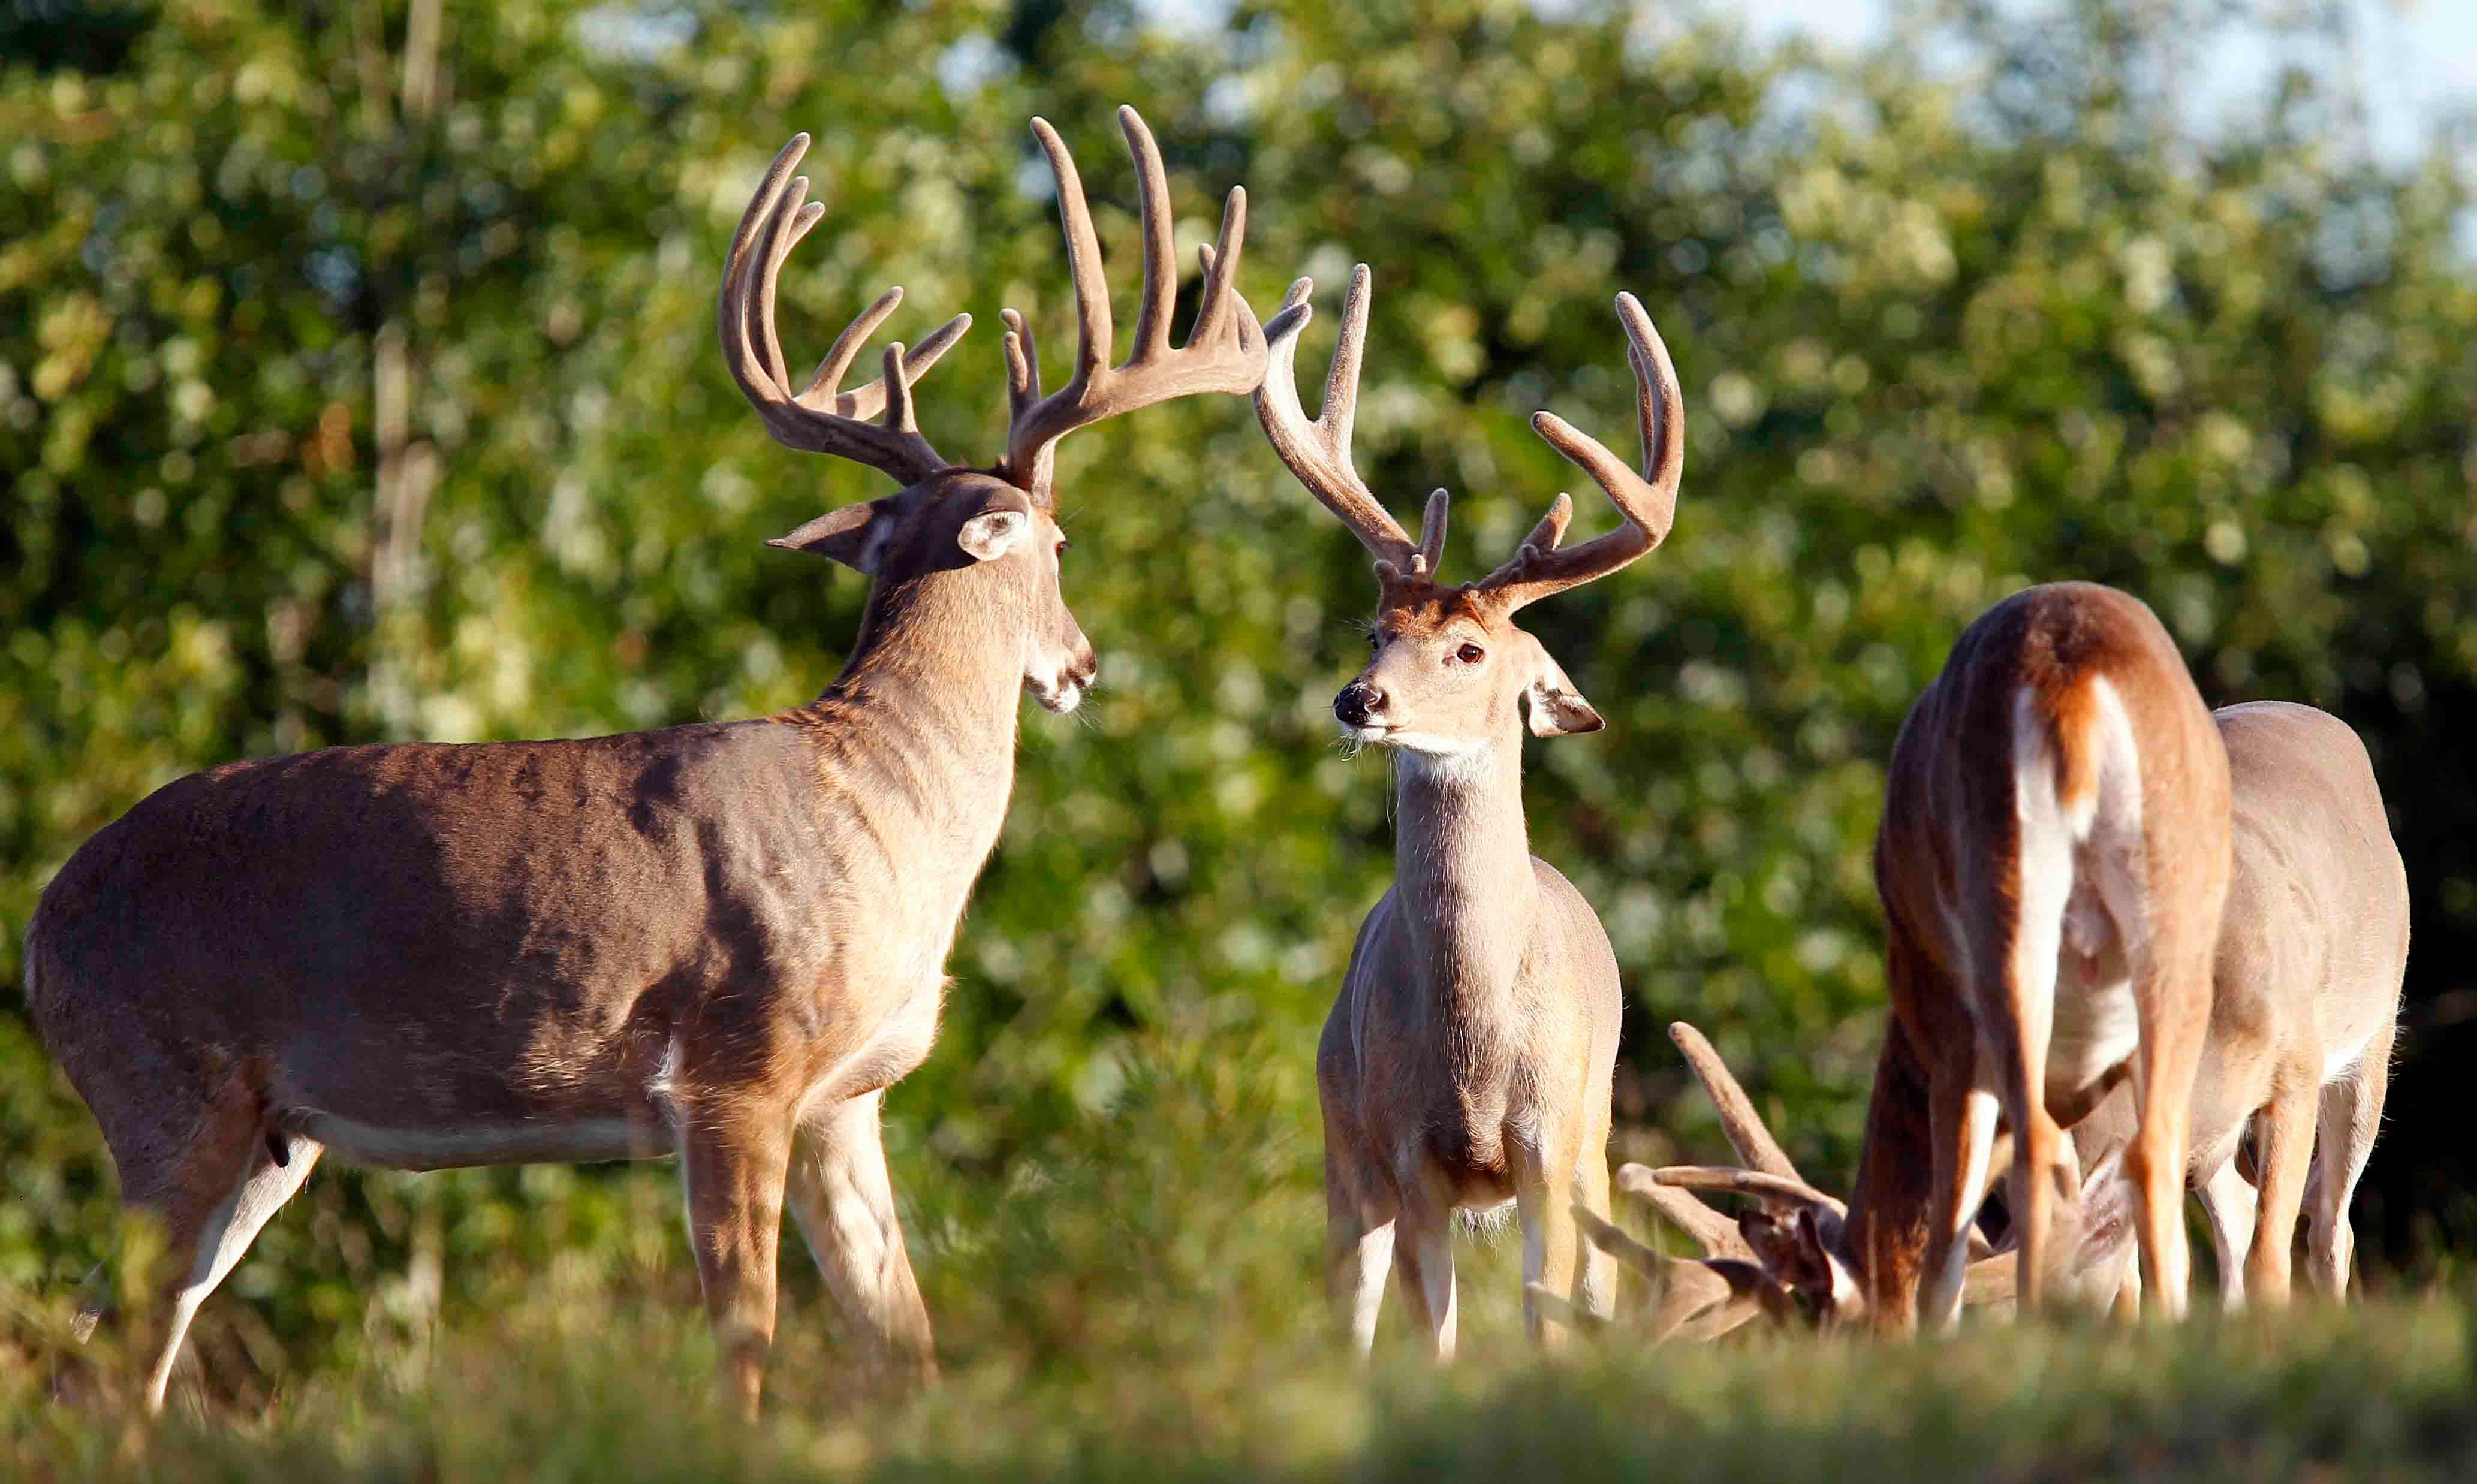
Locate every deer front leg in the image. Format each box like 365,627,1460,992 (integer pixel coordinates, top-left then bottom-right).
1390,1176,1459,1362
1515,1131,1583,1348
785,1090,938,1386
2241,1054,2321,1307
1323,1122,1397,1359
1571,1117,1618,1324
681,1106,794,1416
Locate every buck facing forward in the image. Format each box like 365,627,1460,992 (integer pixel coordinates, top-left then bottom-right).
25,105,1265,1415
1255,267,1683,1356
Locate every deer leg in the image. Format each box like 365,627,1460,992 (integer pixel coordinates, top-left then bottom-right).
127,1124,322,1415
2198,1157,2256,1311
2309,1015,2394,1298
784,1090,936,1386
1572,1123,1617,1324
1326,1154,1397,1359
680,1107,794,1416
1389,1186,1458,1362
1515,1133,1583,1348
2111,1248,2142,1320
2124,939,2210,1322
1918,1047,2002,1334
1982,746,2078,1317
2242,1055,2320,1308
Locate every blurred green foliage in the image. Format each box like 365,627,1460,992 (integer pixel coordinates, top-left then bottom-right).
5,0,2477,1409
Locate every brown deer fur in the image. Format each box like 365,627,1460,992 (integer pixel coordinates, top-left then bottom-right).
1255,266,1682,1356
24,106,1264,1416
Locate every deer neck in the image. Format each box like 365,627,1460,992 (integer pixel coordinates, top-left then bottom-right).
781,563,1029,868
1390,732,1537,1009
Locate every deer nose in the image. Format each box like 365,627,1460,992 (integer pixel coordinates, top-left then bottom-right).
1334,682,1386,728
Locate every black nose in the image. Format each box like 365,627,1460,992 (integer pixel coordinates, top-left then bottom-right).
1334,682,1386,728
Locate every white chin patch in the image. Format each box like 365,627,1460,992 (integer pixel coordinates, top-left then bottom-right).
1376,729,1473,757
1338,722,1390,745
1032,677,1083,713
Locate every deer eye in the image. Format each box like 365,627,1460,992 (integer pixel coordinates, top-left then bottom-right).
1455,643,1485,665
1369,630,1384,650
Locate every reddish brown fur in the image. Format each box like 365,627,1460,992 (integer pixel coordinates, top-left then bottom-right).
1861,581,2231,1329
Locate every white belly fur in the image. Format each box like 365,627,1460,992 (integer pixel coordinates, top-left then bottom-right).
299,1114,666,1169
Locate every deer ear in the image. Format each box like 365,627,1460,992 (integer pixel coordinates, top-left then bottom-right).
1523,637,1604,737
769,499,896,574
957,487,1036,563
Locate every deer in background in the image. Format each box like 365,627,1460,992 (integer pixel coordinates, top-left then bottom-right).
1589,697,2402,1333
23,105,1265,1415
1255,264,1683,1357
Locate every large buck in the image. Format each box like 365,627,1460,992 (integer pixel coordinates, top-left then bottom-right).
1255,266,1682,1356
23,106,1265,1415
1592,699,2403,1334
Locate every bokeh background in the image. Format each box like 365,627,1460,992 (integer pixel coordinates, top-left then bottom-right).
5,0,2476,1404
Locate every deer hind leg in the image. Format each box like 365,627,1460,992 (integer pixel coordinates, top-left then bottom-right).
679,1105,794,1416
2197,1157,2257,1311
2309,1014,2395,1298
1514,1132,1583,1348
2240,1053,2321,1308
109,1066,321,1414
1918,1046,2002,1335
784,1090,935,1386
2111,913,2214,1323
1984,709,2080,1318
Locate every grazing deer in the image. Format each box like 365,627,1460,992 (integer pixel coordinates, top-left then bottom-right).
1253,265,1682,1357
22,105,1265,1415
2066,699,2404,1310
1592,696,2404,1332
1854,580,2231,1329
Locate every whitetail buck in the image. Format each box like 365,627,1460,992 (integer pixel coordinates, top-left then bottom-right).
1254,265,1682,1357
1854,581,2231,1329
22,105,1265,1415
1592,698,2403,1332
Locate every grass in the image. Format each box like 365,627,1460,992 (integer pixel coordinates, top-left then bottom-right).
6,1046,2473,1480
5,1258,2477,1476
8,1271,2475,1480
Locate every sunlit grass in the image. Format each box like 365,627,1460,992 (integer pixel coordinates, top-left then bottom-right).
8,1248,2473,1480
7,1043,2470,1479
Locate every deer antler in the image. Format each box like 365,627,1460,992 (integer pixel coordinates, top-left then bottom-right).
1580,1173,1780,1344
1475,292,1683,611
1665,1022,1811,1189
1255,264,1447,577
1002,106,1266,502
1584,1021,2029,1341
718,133,972,488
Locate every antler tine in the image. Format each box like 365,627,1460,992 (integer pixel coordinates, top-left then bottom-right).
1667,1022,1804,1183
718,133,963,488
1617,1162,1754,1261
1001,105,1267,503
1476,292,1684,611
1575,1200,1770,1345
1652,1165,1848,1224
1255,265,1422,570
